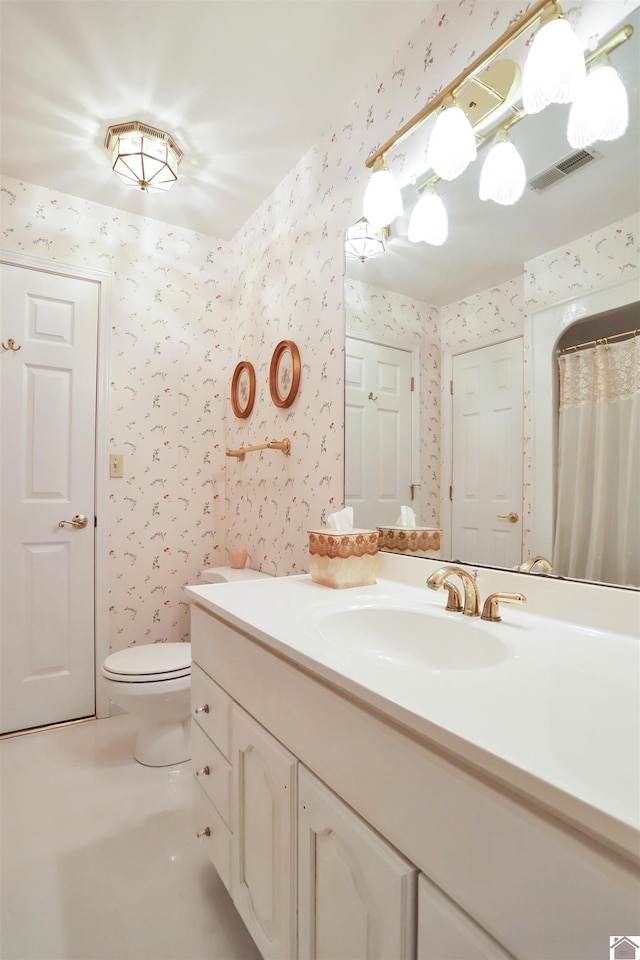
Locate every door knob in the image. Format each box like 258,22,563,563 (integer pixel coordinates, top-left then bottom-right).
58,514,88,529
497,511,519,523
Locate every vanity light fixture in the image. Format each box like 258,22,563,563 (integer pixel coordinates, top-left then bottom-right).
521,2,586,114
478,130,527,206
407,185,448,246
426,97,477,182
360,3,632,237
344,218,388,262
104,121,183,192
362,156,403,230
567,55,629,149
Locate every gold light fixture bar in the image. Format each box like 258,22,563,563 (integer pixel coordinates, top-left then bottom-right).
366,0,558,169
415,23,633,194
226,438,291,461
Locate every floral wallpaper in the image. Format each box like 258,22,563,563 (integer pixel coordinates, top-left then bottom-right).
526,210,639,310
345,277,440,526
1,177,233,652
2,0,638,663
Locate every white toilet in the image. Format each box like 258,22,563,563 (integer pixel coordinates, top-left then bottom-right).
102,565,271,767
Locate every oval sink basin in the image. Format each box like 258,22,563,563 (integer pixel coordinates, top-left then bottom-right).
316,606,510,670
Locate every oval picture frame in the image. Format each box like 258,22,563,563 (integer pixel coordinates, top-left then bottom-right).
231,361,256,419
269,340,301,409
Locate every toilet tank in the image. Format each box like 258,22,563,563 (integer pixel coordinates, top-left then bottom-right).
200,566,272,584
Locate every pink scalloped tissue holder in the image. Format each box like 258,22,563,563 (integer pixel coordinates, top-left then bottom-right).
307,529,379,589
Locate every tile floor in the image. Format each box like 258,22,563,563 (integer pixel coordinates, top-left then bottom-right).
0,714,262,960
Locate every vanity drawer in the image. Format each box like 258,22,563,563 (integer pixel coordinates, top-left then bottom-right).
193,779,232,893
191,661,232,759
192,720,232,827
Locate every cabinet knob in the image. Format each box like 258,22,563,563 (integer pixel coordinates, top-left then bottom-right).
196,826,211,839
195,765,210,779
194,704,209,715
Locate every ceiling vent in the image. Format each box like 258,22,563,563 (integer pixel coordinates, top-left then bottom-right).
527,148,602,193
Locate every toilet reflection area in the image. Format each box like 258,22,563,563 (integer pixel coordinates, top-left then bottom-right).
101,566,271,766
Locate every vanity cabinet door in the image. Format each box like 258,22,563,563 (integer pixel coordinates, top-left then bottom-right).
298,767,417,960
417,874,511,960
232,705,298,960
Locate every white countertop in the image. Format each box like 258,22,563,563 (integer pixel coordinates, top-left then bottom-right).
185,574,640,861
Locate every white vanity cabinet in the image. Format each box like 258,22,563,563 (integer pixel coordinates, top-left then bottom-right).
189,599,640,960
298,767,417,960
417,874,511,960
232,705,297,960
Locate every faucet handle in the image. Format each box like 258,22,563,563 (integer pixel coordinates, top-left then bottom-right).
481,592,526,622
442,582,463,612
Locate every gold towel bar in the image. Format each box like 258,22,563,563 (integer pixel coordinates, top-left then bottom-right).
226,438,291,461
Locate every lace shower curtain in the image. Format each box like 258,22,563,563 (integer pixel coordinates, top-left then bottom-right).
554,335,639,586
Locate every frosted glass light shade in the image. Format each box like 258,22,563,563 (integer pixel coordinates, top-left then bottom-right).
363,158,403,229
522,14,586,114
479,135,526,206
567,59,629,148
408,189,448,245
426,103,477,181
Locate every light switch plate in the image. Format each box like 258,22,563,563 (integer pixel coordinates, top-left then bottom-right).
110,454,124,478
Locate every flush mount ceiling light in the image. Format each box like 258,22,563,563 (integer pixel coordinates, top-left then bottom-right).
362,157,403,230
104,121,183,192
344,218,388,262
567,55,629,149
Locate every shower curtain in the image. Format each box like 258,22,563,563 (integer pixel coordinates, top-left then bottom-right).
554,334,639,586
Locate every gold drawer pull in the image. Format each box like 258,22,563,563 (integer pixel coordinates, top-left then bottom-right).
195,765,210,779
194,704,209,715
196,826,211,839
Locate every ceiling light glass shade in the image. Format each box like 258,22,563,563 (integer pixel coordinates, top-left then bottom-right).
478,132,526,206
344,219,387,262
407,187,448,245
426,101,477,181
522,11,586,114
363,157,403,229
104,121,183,192
567,58,629,148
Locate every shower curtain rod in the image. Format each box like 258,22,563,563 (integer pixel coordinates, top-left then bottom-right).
559,327,639,354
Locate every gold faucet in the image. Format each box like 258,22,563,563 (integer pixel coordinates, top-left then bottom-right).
426,565,480,617
520,555,553,574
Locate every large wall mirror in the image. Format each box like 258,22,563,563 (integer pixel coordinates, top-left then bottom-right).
345,7,639,590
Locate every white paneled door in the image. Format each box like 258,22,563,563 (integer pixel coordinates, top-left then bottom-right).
451,338,523,568
345,337,412,528
1,264,98,734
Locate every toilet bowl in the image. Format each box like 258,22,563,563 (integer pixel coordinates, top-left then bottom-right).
102,643,192,767
103,567,272,767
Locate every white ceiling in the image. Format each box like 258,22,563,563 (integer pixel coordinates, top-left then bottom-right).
0,0,427,239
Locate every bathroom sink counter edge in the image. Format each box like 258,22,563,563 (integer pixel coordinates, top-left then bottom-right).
185,564,640,864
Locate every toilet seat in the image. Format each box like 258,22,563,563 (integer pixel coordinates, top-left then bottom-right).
102,642,191,683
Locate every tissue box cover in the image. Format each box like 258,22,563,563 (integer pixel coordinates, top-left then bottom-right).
377,527,441,558
308,529,378,589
